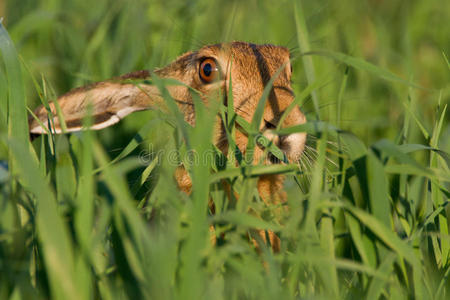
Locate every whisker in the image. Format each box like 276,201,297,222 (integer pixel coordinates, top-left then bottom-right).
325,156,338,168
299,155,313,185
301,150,315,170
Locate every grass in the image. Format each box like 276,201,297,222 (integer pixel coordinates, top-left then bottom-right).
1,0,449,299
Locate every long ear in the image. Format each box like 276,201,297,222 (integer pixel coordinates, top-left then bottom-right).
29,71,164,134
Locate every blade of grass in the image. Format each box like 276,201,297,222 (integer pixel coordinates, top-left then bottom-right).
430,101,449,266
304,50,426,89
152,74,192,148
210,163,301,183
366,253,397,300
93,140,152,298
319,213,339,297
7,138,80,300
402,96,431,140
0,21,28,143
55,135,77,202
178,86,218,300
277,76,328,131
0,67,7,126
343,202,421,265
294,0,320,118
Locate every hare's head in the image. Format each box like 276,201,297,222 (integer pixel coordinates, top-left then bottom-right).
30,41,306,163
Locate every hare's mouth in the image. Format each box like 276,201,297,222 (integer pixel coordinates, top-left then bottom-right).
261,129,307,164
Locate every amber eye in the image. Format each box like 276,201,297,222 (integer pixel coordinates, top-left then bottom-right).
199,58,219,83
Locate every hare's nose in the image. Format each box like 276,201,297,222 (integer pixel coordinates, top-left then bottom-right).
262,129,279,144
279,132,307,162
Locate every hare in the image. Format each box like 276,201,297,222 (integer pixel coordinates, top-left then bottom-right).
29,41,307,251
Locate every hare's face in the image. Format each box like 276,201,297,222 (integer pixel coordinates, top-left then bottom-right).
159,42,306,163
219,42,307,163
154,42,307,163
30,42,306,163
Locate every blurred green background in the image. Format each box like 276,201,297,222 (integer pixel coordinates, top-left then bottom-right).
2,0,449,149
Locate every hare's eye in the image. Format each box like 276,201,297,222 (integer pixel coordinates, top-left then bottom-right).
199,58,219,83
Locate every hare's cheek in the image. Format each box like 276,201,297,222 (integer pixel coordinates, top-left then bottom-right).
280,132,307,162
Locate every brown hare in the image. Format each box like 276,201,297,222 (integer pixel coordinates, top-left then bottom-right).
29,41,307,251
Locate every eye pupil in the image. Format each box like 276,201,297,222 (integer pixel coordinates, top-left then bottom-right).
203,63,212,77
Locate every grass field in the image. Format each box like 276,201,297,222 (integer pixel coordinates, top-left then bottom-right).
1,0,449,299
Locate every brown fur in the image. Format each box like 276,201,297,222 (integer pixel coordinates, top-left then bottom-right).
29,42,307,252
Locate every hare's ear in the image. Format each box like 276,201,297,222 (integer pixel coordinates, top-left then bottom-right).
29,72,162,134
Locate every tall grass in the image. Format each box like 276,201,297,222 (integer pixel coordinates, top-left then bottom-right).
1,0,449,299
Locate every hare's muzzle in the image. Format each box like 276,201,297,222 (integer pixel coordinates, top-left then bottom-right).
263,106,307,163
279,131,307,162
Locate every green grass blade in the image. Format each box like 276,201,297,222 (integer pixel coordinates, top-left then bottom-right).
304,50,426,89
0,21,29,143
92,140,151,297
0,67,7,126
344,203,420,266
366,150,391,227
152,74,192,148
319,214,339,297
212,211,282,231
277,76,328,131
402,96,431,140
443,51,450,70
7,138,80,300
294,0,320,118
55,135,77,202
430,101,449,266
366,253,396,300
